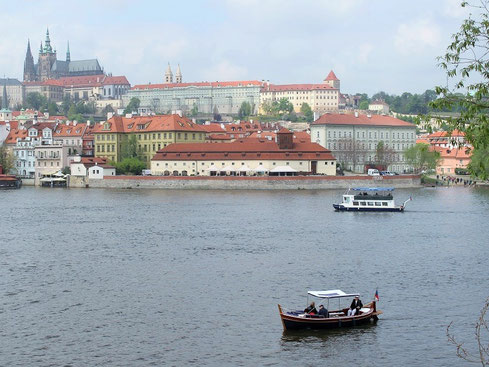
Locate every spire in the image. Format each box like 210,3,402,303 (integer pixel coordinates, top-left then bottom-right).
164,62,173,84
2,80,8,111
39,41,43,53
66,41,70,62
44,27,52,53
24,39,36,82
26,39,32,59
175,64,182,83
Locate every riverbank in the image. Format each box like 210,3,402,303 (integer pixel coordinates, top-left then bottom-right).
68,174,421,190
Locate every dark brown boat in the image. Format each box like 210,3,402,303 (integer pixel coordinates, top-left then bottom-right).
278,289,382,331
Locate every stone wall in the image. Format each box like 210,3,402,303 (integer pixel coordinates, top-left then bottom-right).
74,175,421,190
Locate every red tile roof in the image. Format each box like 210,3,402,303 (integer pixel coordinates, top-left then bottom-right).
432,146,471,159
132,80,262,90
324,70,339,81
312,113,415,127
262,83,336,92
91,114,206,134
198,124,227,133
54,123,87,137
152,138,336,161
4,128,28,144
50,75,130,88
103,76,130,85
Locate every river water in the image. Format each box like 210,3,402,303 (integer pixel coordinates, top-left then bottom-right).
1,186,488,366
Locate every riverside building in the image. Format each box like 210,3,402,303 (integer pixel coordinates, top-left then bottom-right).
310,112,416,173
150,128,336,176
91,114,206,165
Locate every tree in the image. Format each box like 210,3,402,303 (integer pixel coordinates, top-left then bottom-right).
116,157,146,175
404,143,440,173
67,104,83,122
429,0,489,178
150,98,160,114
120,135,139,160
261,100,273,115
123,97,140,115
238,101,252,119
278,98,293,114
447,297,489,365
213,105,222,121
300,103,314,122
0,144,15,174
358,100,369,110
47,101,59,116
190,103,198,117
25,92,47,110
375,141,396,169
336,138,368,172
102,104,114,116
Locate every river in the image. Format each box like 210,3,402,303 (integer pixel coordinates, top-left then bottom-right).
1,186,488,366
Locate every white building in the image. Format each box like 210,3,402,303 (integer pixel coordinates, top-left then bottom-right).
88,164,116,179
368,100,390,114
311,112,416,173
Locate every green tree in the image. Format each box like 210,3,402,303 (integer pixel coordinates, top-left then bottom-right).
190,103,198,117
120,135,139,160
375,141,396,168
300,102,314,122
261,100,273,115
47,101,59,116
358,100,369,110
116,157,146,175
25,92,47,110
67,104,83,122
404,143,441,173
429,0,489,178
0,144,15,174
278,98,293,114
238,101,252,119
123,97,140,115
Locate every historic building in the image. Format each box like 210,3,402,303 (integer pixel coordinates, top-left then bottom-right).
0,78,25,108
259,71,341,114
150,128,336,176
311,112,416,173
23,29,103,82
91,114,207,165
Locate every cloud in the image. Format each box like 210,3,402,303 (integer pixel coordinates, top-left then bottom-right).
201,60,248,81
357,43,373,64
394,18,441,55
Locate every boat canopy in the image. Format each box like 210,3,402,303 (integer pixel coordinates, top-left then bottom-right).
351,187,394,192
308,290,360,299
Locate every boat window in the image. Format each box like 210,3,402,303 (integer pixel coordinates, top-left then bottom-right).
375,202,381,206
353,201,359,206
360,202,366,206
382,202,388,206
367,202,374,206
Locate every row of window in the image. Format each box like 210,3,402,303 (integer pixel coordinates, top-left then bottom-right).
327,131,414,139
353,201,388,207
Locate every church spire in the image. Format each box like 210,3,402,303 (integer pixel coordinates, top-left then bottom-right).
175,64,182,84
24,39,36,82
164,62,173,84
2,80,8,111
44,27,52,53
39,41,43,53
66,41,70,62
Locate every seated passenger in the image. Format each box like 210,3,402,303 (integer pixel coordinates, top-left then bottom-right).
347,296,363,316
304,301,317,315
318,304,329,318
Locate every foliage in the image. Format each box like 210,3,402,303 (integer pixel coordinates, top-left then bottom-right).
213,105,222,121
447,296,489,365
375,141,396,168
358,100,369,110
404,143,441,173
102,104,114,115
0,143,15,174
300,103,314,122
61,166,71,175
25,92,48,110
190,103,199,117
238,101,252,119
115,157,146,175
428,0,489,179
123,97,141,115
47,101,59,115
120,134,139,160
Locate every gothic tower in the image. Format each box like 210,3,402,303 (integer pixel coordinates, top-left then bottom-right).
175,64,182,84
66,41,71,62
38,28,57,81
23,39,36,82
164,63,173,84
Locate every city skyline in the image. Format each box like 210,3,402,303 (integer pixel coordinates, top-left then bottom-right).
0,0,473,95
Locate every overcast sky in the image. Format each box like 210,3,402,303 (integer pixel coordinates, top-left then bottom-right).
0,0,473,95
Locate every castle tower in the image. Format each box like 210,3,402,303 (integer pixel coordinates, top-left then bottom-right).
323,70,340,89
175,64,182,84
23,39,36,82
38,28,57,81
66,41,70,62
164,63,173,84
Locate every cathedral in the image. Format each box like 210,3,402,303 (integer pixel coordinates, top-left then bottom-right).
23,29,104,82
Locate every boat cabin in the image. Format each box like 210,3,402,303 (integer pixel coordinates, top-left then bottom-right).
341,187,396,209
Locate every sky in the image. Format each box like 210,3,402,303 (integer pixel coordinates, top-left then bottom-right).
0,0,475,95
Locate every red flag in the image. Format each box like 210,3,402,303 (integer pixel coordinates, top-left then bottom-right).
374,289,379,301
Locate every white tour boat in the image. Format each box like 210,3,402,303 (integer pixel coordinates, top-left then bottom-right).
333,187,411,212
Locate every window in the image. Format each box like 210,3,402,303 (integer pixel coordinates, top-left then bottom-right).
382,202,388,206
375,202,381,206
360,202,366,206
367,202,374,206
353,201,359,206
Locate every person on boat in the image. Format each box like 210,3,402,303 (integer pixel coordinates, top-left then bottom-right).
318,304,329,318
304,302,317,315
347,296,363,316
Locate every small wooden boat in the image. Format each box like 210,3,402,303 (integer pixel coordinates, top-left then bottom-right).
333,187,411,212
278,289,382,331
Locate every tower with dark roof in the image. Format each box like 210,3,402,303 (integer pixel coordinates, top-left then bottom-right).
23,40,36,82
66,41,71,62
38,28,57,81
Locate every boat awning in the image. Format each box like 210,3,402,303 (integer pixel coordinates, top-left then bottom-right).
270,165,297,173
222,165,235,172
40,177,66,182
351,187,394,191
253,164,269,172
238,164,251,172
308,290,360,299
205,164,219,171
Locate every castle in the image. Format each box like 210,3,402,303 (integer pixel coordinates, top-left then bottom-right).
23,29,104,82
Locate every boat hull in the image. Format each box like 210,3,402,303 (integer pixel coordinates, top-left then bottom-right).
333,204,403,212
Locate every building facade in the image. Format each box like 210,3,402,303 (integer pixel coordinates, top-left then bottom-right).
311,112,416,173
260,71,340,114
151,129,336,176
91,114,206,165
124,80,262,115
0,79,25,108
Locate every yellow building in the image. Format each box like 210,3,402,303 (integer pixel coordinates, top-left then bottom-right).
260,70,340,114
92,114,206,165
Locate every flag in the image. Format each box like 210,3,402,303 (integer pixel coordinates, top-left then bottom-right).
374,289,379,301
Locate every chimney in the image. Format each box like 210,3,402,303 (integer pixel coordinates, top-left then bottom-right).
354,111,359,118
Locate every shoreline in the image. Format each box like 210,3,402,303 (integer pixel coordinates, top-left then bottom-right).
67,174,422,190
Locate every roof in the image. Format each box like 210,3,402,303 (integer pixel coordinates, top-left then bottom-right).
152,137,336,161
91,114,206,134
4,128,28,144
198,123,227,133
312,113,416,127
132,80,262,90
324,70,339,81
68,59,102,73
428,129,465,138
262,83,336,92
308,290,359,299
103,76,130,85
54,123,86,137
432,146,472,159
0,78,22,86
